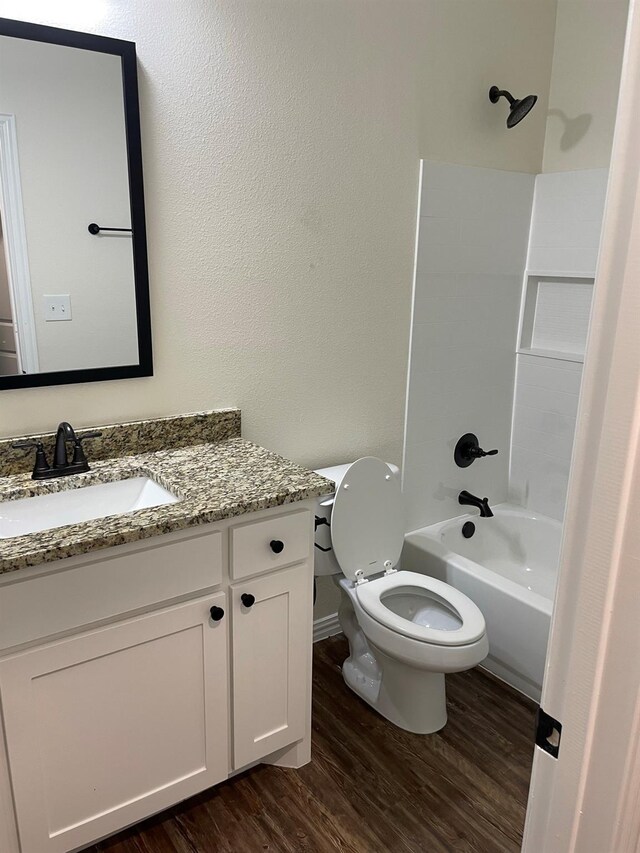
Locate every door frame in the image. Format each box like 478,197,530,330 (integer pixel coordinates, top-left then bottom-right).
0,113,39,374
523,0,640,849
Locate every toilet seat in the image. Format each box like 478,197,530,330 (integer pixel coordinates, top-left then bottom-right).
330,457,486,650
356,571,486,647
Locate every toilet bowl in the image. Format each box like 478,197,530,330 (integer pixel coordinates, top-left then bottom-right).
314,457,488,734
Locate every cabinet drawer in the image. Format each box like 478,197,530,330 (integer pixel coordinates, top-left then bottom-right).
230,510,311,580
0,527,223,651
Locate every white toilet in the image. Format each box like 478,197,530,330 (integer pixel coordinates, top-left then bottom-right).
314,457,489,734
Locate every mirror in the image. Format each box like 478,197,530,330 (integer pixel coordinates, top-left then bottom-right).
0,18,152,390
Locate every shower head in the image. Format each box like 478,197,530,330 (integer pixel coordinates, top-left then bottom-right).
489,85,538,128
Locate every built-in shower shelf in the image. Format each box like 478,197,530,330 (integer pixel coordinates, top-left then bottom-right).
525,269,596,279
517,346,584,364
517,272,594,364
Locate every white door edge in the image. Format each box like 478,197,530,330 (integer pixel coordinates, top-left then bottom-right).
523,1,640,850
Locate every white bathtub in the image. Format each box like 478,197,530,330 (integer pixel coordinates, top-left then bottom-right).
402,503,561,701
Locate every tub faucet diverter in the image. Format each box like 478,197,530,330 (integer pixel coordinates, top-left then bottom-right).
459,490,494,518
454,433,498,468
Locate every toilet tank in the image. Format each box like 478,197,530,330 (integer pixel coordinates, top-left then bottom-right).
313,460,400,577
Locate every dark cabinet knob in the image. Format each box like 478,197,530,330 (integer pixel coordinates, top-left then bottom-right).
270,539,285,554
209,605,225,621
241,593,256,608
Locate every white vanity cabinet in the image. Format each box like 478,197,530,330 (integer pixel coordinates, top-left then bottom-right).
0,500,315,853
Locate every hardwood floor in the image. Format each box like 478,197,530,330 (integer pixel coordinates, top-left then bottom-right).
94,635,536,853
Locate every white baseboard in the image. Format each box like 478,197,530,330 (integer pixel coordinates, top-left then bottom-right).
313,612,342,643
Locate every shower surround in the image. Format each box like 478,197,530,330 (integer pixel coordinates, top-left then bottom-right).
403,161,607,531
403,160,535,532
401,160,608,698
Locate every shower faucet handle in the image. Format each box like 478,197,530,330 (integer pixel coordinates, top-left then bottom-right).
454,433,499,468
473,446,498,458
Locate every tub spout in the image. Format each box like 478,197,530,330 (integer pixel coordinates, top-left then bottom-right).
459,490,494,518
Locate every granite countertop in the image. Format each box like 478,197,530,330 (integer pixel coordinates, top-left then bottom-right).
0,438,334,574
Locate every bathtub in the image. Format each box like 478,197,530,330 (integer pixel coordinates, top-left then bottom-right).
401,503,561,701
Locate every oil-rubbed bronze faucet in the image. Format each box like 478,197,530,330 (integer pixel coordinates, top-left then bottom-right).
12,422,102,480
458,490,494,518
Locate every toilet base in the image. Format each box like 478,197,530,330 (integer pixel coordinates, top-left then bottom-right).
343,646,448,734
338,587,448,734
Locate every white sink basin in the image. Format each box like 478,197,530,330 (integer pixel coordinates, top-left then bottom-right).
0,477,179,539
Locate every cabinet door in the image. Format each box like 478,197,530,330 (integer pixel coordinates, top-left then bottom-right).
232,565,312,769
0,594,228,853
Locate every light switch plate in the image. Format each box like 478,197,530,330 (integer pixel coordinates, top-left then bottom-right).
43,294,72,321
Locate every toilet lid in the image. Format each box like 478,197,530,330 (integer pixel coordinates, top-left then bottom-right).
331,457,404,582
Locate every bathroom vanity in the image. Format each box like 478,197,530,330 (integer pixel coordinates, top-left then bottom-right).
0,411,331,853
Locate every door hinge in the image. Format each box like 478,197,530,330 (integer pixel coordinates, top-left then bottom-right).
535,707,562,758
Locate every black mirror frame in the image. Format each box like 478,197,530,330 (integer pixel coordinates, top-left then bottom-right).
0,17,153,390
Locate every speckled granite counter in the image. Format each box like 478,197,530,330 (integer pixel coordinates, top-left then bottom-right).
0,438,334,574
0,408,241,478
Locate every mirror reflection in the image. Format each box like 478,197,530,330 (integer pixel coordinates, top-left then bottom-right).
0,33,141,377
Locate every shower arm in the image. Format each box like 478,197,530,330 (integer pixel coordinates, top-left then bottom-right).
490,87,515,106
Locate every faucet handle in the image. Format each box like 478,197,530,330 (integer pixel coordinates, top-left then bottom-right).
71,431,102,465
11,440,50,479
11,438,43,450
76,430,103,442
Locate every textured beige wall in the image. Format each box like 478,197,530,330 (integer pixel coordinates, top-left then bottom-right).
419,0,557,173
543,0,630,172
1,1,557,472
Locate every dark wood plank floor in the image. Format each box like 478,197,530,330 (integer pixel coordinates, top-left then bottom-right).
94,635,536,853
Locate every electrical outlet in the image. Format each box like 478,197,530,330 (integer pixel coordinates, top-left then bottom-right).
43,294,72,321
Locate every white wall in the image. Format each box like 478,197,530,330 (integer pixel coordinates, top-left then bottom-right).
403,161,534,531
0,36,138,372
0,0,559,473
543,0,629,172
509,169,609,520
